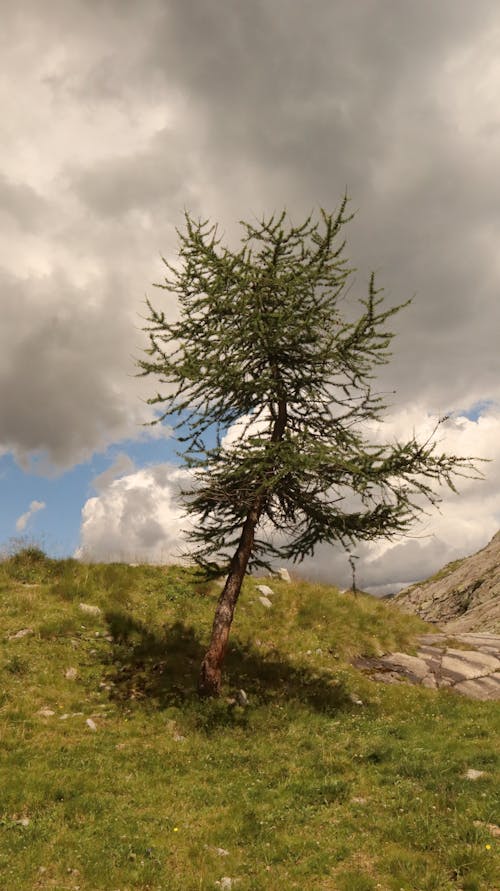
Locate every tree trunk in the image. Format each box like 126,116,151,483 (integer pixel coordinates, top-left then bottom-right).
198,499,262,697
198,387,288,698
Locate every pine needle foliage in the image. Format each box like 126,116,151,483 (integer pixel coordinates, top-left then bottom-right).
139,200,476,575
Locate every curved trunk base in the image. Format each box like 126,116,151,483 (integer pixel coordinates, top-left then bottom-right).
197,499,264,699
197,655,222,698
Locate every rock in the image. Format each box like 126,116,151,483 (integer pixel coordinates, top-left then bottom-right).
379,652,434,683
235,689,248,707
9,628,34,640
215,847,230,857
256,584,274,597
473,821,500,838
218,879,233,890
355,636,500,700
258,596,272,608
464,769,485,780
79,603,102,616
86,718,97,732
454,674,500,701
276,568,291,582
65,667,78,680
38,708,55,717
349,693,363,706
394,530,500,633
440,649,500,682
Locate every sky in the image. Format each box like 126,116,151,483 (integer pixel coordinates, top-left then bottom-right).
1,0,500,594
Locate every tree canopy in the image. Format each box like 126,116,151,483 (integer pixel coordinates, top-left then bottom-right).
139,200,478,695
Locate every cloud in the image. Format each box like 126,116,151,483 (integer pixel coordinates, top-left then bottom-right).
91,452,136,492
16,500,46,532
76,464,192,563
0,267,171,471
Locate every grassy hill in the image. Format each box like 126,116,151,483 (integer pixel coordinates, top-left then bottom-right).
0,548,498,891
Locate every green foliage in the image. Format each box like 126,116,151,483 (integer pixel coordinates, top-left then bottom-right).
139,202,479,573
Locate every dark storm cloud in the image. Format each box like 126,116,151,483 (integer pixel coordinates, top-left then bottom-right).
63,0,500,412
0,268,158,470
70,132,188,219
0,175,50,230
135,0,500,411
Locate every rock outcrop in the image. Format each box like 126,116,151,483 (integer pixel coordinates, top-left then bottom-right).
355,632,500,701
394,531,500,633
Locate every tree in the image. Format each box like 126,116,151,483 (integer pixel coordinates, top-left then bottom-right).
139,200,476,697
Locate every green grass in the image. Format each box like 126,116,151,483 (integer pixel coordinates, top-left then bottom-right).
0,549,498,890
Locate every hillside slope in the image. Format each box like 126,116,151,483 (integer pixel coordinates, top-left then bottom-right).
394,530,500,632
1,548,499,889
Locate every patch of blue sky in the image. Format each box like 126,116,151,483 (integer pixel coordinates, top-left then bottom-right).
0,416,228,559
457,400,497,422
0,453,86,557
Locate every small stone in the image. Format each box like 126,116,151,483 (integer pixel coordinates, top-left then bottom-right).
464,769,485,780
79,603,101,616
38,708,55,717
256,585,274,597
17,817,30,826
86,718,97,732
219,879,233,890
276,568,291,582
59,714,69,720
65,667,78,680
258,596,272,608
235,689,248,707
9,627,34,640
474,820,500,837
349,693,363,705
215,847,229,857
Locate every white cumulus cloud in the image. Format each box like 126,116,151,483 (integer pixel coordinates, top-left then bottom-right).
76,464,193,564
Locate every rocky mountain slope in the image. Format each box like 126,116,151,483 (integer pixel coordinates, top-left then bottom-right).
394,530,500,633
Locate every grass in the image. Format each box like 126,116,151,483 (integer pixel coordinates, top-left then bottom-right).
0,548,498,890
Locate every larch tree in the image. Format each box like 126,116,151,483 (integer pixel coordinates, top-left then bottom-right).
138,199,476,698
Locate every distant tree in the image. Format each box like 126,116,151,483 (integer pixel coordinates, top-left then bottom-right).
139,200,477,697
